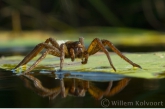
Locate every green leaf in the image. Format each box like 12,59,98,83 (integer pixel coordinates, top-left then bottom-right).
0,52,165,79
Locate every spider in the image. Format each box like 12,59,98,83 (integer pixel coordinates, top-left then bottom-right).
20,74,130,100
14,37,141,73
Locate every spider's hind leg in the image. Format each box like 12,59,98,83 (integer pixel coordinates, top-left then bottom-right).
23,50,49,74
23,45,62,73
14,38,61,69
14,44,44,69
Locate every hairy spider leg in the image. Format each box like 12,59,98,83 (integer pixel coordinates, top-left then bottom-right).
68,79,86,97
103,81,113,95
69,48,75,61
23,43,68,73
106,78,130,96
60,44,67,71
23,74,61,100
23,49,50,74
60,79,66,98
88,81,113,100
102,39,142,69
87,38,141,71
88,78,130,100
87,38,116,71
17,43,60,73
14,38,61,69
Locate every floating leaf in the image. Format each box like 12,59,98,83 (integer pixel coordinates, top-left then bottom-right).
0,52,165,79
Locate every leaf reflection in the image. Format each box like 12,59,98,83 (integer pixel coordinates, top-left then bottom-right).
19,71,131,100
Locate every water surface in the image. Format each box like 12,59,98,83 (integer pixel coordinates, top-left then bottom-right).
0,69,164,108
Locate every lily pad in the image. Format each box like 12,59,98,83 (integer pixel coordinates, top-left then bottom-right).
0,52,165,79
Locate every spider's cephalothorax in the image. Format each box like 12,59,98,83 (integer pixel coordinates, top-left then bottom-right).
64,39,88,64
14,37,141,73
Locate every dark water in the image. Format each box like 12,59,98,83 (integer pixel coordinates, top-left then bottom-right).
0,69,165,108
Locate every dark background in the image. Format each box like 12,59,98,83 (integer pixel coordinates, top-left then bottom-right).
0,0,165,32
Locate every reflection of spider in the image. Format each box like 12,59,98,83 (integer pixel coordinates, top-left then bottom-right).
20,74,130,100
14,37,141,73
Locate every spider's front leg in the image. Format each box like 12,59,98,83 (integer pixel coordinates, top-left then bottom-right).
101,39,142,69
59,43,69,71
88,81,113,100
87,38,141,71
87,38,117,71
